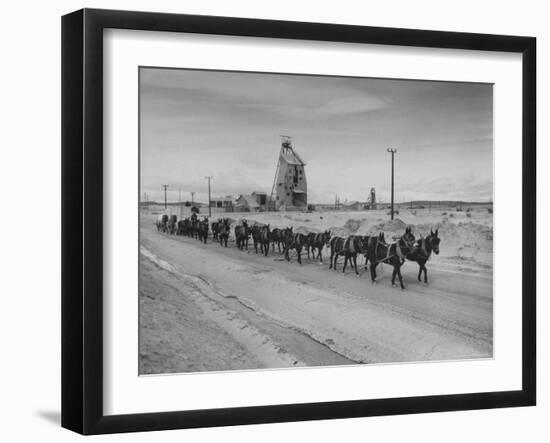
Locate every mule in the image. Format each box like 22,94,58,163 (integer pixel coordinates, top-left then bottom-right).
406,229,440,284
330,235,369,274
256,224,271,256
156,214,168,232
197,217,209,244
367,228,415,289
270,228,285,253
306,230,332,263
235,221,250,251
211,220,220,241
328,236,345,270
342,235,370,274
250,225,263,254
218,218,230,247
176,220,186,236
167,214,178,235
283,229,307,265
182,218,193,237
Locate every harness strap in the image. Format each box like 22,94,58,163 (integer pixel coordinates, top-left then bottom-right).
372,239,398,265
421,238,428,257
349,237,356,254
385,243,392,260
333,238,344,255
396,241,403,259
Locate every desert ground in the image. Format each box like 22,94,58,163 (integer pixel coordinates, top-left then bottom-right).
139,206,493,374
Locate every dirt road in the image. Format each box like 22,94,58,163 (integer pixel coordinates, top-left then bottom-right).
139,220,493,374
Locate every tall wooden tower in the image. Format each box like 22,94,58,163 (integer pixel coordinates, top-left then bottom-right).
269,136,307,211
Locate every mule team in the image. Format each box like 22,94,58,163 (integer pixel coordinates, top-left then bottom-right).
156,213,441,289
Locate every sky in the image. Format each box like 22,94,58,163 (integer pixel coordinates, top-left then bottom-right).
140,67,493,204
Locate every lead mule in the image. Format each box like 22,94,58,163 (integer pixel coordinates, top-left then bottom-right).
406,228,440,284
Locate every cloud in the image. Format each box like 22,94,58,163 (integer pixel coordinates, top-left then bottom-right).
140,68,493,203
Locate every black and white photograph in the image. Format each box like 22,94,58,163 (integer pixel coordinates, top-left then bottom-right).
138,67,493,375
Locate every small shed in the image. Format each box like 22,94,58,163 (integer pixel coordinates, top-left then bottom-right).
234,191,268,212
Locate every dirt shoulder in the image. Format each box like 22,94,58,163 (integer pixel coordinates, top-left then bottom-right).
140,256,267,374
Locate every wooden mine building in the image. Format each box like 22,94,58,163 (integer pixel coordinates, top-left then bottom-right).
270,136,307,211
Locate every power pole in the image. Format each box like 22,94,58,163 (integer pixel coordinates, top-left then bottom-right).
387,148,397,220
205,176,213,217
162,184,168,210
191,192,195,205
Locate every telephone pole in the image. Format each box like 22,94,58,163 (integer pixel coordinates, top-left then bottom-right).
205,176,213,217
387,148,397,220
162,184,168,210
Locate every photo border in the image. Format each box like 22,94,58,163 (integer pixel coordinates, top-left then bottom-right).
61,8,536,435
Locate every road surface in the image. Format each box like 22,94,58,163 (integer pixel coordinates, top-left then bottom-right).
139,220,493,374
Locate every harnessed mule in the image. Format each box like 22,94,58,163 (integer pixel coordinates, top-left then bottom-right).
406,229,440,284
282,228,306,265
197,217,209,243
167,214,178,235
330,235,369,274
251,225,271,256
235,221,250,251
218,218,230,247
183,218,193,237
250,225,265,254
306,230,331,263
270,228,284,253
342,235,370,274
367,228,415,289
156,214,168,232
257,224,271,256
211,220,220,241
191,219,200,239
176,220,186,236
329,236,344,270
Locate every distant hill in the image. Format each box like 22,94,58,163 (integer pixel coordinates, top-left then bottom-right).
140,201,206,207
311,200,492,207
397,200,492,207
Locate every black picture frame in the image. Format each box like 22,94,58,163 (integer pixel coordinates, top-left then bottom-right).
61,8,536,435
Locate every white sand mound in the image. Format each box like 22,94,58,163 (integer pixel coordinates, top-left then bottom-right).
343,218,364,232
293,225,315,234
413,220,493,266
368,218,408,235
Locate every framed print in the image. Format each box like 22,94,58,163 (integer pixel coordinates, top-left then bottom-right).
61,8,536,435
